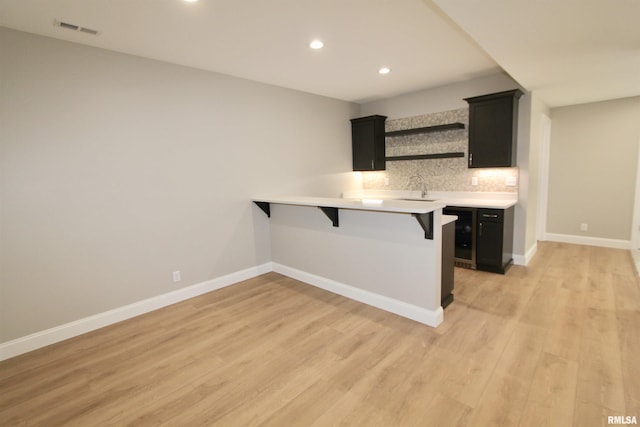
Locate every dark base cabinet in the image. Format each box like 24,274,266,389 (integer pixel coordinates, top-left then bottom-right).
476,207,514,274
441,219,455,308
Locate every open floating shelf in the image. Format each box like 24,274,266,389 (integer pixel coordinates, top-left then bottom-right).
386,152,465,161
385,122,465,137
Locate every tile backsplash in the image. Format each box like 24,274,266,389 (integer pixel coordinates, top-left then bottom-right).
361,108,519,193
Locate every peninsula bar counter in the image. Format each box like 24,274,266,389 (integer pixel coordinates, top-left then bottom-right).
253,196,452,327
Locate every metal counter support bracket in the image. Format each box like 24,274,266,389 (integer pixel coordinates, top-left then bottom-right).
254,201,271,217
413,212,434,239
319,207,339,227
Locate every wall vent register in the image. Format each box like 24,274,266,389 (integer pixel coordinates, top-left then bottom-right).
54,20,101,36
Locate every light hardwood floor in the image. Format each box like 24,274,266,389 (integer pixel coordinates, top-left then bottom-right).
1,242,639,426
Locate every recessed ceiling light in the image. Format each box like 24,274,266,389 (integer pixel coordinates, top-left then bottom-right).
309,40,324,50
183,0,198,3
378,67,391,75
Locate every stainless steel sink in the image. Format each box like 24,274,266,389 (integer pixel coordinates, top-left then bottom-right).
399,198,439,202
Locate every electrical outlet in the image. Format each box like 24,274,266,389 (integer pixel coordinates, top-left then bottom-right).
505,176,517,186
173,271,181,282
580,223,588,232
471,176,478,186
384,176,390,186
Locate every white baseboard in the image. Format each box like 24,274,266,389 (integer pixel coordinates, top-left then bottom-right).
544,233,631,250
513,242,538,266
0,263,272,361
272,263,443,328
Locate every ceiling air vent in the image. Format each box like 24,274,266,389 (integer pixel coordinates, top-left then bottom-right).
54,20,100,36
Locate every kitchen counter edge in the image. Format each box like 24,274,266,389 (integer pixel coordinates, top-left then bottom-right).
252,196,446,214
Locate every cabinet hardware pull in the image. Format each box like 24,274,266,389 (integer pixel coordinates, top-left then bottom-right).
483,214,499,218
371,159,374,169
469,153,472,166
479,222,483,236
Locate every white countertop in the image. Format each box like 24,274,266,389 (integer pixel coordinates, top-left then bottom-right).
442,214,457,226
342,190,518,209
253,195,446,214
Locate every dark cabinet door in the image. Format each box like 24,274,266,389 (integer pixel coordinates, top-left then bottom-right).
476,207,514,274
350,115,386,171
465,89,523,168
476,219,503,267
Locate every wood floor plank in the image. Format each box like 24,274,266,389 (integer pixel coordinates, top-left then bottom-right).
404,392,473,427
572,401,622,427
518,277,564,329
467,372,531,427
374,346,457,425
613,271,640,311
543,288,586,361
519,351,579,427
576,337,626,413
431,306,490,355
491,281,537,320
493,323,547,382
440,352,496,409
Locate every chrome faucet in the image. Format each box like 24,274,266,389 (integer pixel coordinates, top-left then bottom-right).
405,173,428,198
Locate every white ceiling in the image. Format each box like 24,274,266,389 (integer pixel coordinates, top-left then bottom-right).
432,0,640,107
1,0,638,107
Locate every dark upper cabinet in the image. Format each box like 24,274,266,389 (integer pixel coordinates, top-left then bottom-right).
350,115,387,171
476,207,514,274
464,89,523,168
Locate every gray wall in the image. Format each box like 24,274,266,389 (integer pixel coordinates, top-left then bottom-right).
0,28,359,342
547,96,640,241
